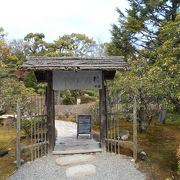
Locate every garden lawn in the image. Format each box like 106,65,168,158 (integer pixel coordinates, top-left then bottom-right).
0,127,17,180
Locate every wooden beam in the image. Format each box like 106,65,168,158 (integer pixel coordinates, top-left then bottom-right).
133,96,137,161
104,85,108,139
21,141,49,150
16,100,21,168
46,71,55,152
99,73,107,148
105,139,133,149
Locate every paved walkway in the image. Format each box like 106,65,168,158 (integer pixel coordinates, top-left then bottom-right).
54,120,100,152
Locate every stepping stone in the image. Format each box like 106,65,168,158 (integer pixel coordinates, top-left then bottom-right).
56,154,95,166
66,164,96,177
53,148,102,155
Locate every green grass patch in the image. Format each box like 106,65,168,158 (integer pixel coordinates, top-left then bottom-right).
0,126,17,180
166,113,180,126
0,127,16,149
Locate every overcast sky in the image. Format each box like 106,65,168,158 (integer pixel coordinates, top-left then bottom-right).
0,0,129,43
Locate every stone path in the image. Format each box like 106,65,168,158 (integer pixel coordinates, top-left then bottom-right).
54,120,100,178
55,120,77,139
66,164,96,178
54,120,100,153
55,154,96,166
56,154,97,178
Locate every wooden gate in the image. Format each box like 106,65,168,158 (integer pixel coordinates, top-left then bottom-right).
105,89,137,160
16,96,48,167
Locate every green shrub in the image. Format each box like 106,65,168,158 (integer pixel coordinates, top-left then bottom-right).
21,117,46,137
62,90,76,105
62,96,76,105
81,96,97,104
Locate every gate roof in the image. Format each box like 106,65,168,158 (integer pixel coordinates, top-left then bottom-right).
20,56,128,81
21,56,128,71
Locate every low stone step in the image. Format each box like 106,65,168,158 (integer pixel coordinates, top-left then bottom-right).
66,164,96,178
53,148,102,155
56,154,95,166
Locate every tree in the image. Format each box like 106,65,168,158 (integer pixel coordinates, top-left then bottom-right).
0,31,22,78
23,71,38,90
24,33,46,56
149,13,180,111
48,33,96,57
0,78,36,113
107,0,180,61
9,39,26,61
109,57,161,131
107,1,180,130
0,28,9,62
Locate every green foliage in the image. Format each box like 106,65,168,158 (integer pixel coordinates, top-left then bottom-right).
81,96,97,104
46,33,96,57
107,1,180,117
0,78,36,112
81,90,98,97
24,33,46,56
148,13,180,111
0,31,23,80
107,0,180,61
166,113,180,128
9,39,26,61
61,90,76,105
23,32,95,57
60,89,97,105
23,71,38,90
0,28,98,110
107,23,135,60
21,117,46,137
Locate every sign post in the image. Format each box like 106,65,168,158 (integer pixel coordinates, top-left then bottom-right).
77,115,92,139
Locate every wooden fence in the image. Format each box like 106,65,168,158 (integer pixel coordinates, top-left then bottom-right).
105,91,137,160
16,96,48,168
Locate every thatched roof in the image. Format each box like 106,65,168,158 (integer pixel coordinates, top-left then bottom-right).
21,56,128,71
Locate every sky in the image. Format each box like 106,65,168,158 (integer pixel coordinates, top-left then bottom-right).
0,0,129,43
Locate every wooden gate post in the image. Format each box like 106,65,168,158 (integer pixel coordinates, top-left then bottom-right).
16,99,21,168
99,74,107,148
46,71,55,152
133,96,137,161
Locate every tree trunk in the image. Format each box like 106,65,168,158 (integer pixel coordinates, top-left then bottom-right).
158,104,167,124
138,106,145,132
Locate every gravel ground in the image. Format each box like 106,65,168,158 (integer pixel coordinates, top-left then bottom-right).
10,152,145,180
